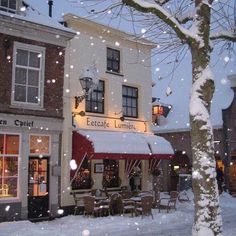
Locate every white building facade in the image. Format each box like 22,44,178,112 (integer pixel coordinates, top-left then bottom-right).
61,15,174,208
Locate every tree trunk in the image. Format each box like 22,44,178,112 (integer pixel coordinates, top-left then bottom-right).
190,45,222,235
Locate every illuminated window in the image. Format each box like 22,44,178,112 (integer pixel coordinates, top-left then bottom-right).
0,133,19,198
71,157,92,190
103,160,119,188
30,135,50,155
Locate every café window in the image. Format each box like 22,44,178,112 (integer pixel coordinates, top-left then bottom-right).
30,135,50,155
103,160,119,188
0,0,17,13
0,133,20,198
122,85,138,118
71,157,92,190
107,47,120,73
85,80,105,113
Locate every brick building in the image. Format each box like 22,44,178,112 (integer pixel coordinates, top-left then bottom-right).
0,0,74,221
154,74,236,194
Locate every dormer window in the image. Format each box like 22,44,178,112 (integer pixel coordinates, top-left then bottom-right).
0,0,17,13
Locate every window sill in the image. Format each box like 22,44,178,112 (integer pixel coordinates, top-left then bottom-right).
105,71,124,77
10,104,46,111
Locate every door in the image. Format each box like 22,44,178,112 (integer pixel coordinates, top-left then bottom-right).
28,157,49,219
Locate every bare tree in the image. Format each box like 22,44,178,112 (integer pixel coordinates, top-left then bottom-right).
70,0,236,235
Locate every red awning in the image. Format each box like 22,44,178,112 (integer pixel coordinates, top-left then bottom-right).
72,130,174,164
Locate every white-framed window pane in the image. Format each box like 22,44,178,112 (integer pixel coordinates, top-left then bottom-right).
28,70,39,86
16,49,28,66
27,87,38,103
13,43,45,107
15,68,27,84
29,52,40,68
14,85,26,102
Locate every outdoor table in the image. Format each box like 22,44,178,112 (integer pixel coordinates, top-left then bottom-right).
95,196,108,201
130,197,141,202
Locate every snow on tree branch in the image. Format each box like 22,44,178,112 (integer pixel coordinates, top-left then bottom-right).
210,31,236,42
122,0,197,44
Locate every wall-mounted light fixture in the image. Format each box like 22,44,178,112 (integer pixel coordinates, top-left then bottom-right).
152,100,172,125
74,64,99,109
115,110,125,121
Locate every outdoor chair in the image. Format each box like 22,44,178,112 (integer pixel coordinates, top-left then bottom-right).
157,191,178,213
109,193,123,215
72,192,85,215
136,195,154,219
119,191,133,200
123,200,135,217
83,195,101,217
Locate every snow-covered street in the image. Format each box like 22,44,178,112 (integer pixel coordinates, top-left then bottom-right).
0,192,235,236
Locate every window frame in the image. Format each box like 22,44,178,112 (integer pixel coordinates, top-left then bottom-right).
0,132,21,200
0,0,18,13
122,85,138,118
11,42,45,109
85,80,105,114
106,47,120,74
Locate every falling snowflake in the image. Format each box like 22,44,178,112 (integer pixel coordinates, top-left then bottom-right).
166,86,172,96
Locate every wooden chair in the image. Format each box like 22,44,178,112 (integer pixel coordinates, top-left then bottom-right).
136,195,154,219
72,192,84,215
123,200,135,217
109,193,123,215
157,191,178,213
83,195,101,217
119,191,133,200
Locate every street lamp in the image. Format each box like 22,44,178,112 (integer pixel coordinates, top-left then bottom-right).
152,102,172,125
74,64,98,109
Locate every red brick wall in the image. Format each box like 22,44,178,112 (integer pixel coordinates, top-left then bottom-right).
0,33,65,118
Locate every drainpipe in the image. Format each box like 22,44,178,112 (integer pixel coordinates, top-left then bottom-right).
48,0,53,17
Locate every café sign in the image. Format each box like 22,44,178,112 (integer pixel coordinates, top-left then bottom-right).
73,115,147,132
0,114,62,131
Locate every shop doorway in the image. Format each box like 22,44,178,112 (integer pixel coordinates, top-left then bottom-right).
28,157,49,219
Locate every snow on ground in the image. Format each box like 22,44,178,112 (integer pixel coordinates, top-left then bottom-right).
0,192,236,236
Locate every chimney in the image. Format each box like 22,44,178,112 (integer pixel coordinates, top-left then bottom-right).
48,0,53,17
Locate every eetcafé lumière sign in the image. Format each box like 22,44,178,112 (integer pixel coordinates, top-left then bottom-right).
72,113,147,132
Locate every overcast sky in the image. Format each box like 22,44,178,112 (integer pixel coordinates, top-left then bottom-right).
26,0,236,131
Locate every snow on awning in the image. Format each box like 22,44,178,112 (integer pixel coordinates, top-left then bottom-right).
72,130,174,163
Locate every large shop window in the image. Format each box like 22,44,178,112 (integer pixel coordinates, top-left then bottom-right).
0,134,20,198
122,85,138,118
85,80,105,113
12,42,45,108
103,160,119,188
71,157,92,190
